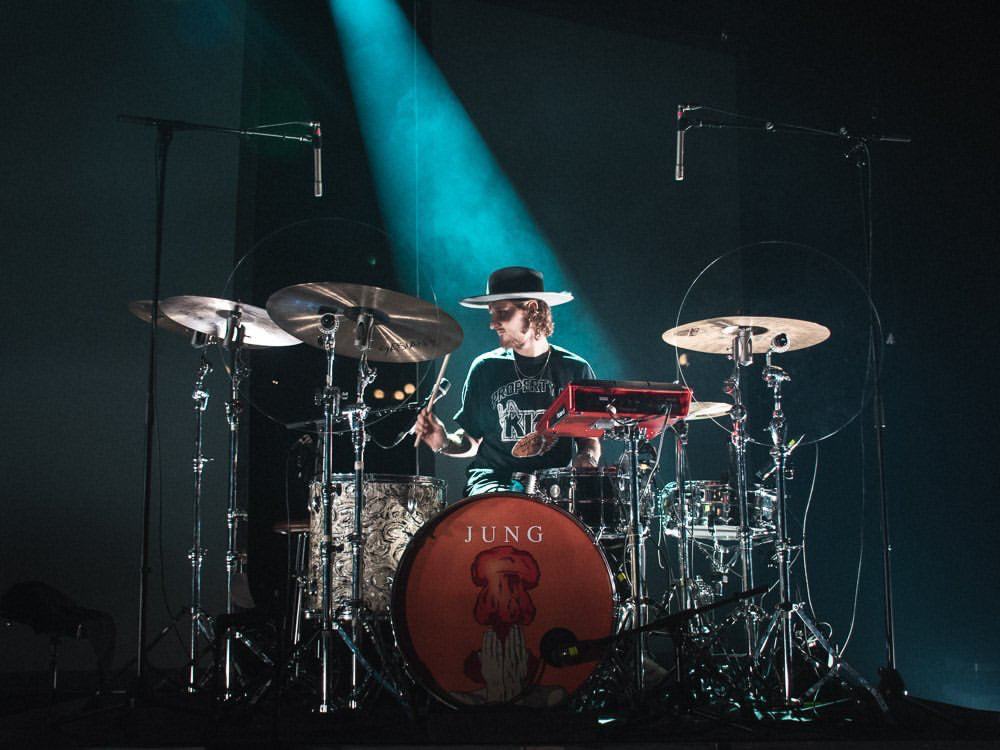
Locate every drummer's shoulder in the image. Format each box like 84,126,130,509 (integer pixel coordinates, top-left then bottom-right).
469,347,513,368
550,344,590,367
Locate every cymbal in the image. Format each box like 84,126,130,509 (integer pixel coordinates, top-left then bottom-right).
662,316,830,354
129,299,194,337
686,401,732,420
159,295,302,348
266,282,463,363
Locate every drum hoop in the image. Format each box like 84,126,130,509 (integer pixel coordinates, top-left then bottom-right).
389,491,617,708
322,473,446,488
535,466,622,479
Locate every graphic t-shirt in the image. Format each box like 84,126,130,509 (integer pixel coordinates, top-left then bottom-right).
453,345,596,494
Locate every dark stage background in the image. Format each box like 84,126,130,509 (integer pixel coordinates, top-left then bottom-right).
1,0,997,713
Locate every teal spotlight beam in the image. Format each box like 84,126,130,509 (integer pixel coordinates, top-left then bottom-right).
329,0,624,377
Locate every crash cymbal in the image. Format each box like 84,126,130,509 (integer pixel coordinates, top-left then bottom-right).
662,316,830,354
266,282,463,363
159,295,302,348
129,299,195,337
686,401,733,420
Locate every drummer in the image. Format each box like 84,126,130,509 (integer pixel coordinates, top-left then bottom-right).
414,266,601,495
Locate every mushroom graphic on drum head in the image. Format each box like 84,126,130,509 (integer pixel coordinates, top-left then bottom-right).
471,545,539,635
459,545,554,703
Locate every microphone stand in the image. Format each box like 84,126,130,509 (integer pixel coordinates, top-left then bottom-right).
119,113,315,699
676,105,910,704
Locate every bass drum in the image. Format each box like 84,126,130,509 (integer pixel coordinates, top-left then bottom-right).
307,474,445,617
391,493,615,708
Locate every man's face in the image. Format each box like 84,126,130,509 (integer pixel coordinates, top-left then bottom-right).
488,301,533,349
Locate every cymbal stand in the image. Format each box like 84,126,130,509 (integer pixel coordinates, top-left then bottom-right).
723,328,757,655
609,407,672,699
222,309,249,699
753,347,886,711
341,311,379,710
315,312,343,713
187,342,216,692
672,419,694,613
623,423,649,696
666,417,698,696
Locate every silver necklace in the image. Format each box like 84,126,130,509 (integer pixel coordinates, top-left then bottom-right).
513,347,551,379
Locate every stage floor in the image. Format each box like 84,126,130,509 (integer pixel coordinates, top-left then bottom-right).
1,670,998,748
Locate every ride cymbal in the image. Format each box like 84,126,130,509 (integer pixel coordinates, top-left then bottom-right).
662,315,830,354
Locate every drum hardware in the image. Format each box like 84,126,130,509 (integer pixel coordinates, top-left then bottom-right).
544,584,767,713
510,471,538,494
663,317,829,662
222,308,249,700
534,380,691,702
751,345,886,711
266,282,462,712
272,520,310,671
158,295,302,698
186,350,216,693
131,301,223,692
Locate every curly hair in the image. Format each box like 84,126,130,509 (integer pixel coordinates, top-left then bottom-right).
513,300,554,339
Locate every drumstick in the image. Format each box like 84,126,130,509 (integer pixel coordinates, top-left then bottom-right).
414,353,450,446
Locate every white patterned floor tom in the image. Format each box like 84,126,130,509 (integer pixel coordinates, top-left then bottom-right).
307,474,445,617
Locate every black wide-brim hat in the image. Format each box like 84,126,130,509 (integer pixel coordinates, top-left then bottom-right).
459,266,573,308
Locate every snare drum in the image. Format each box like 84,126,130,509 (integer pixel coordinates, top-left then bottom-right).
535,466,626,538
391,493,615,708
307,474,445,617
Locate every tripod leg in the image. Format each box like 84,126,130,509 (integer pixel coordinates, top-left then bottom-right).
791,606,888,712
753,606,780,662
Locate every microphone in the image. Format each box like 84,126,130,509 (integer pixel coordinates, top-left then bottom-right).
539,628,611,667
312,122,322,198
675,106,686,181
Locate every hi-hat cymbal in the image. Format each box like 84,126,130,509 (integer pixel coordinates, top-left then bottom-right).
159,295,302,348
686,401,732,421
662,316,830,354
266,282,463,363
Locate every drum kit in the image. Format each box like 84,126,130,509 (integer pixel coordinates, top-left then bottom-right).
132,283,885,717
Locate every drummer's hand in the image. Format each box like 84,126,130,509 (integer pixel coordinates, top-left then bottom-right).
414,407,446,452
573,450,599,469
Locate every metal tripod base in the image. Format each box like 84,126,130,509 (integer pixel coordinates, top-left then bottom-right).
282,612,408,713
755,602,888,713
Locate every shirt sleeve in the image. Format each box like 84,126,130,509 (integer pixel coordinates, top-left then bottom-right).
453,359,483,439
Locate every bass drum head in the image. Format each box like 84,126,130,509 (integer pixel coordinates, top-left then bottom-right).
391,493,615,708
